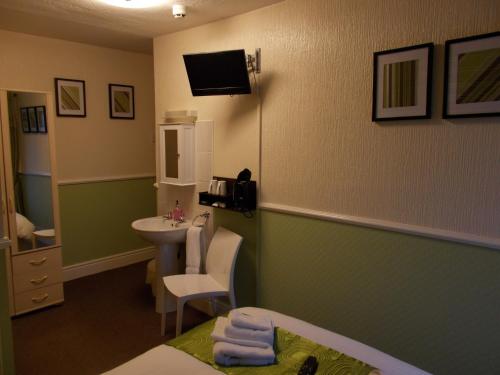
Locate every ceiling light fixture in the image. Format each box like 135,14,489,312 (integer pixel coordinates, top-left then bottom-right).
101,0,167,9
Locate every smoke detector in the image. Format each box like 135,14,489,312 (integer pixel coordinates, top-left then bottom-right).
172,4,186,18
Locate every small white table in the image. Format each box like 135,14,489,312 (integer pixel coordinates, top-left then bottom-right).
32,229,55,248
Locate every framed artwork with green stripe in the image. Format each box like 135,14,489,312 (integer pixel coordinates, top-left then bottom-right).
372,43,433,121
372,43,434,122
109,84,135,120
55,78,86,117
443,31,500,118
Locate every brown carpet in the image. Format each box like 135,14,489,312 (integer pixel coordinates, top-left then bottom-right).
12,261,211,375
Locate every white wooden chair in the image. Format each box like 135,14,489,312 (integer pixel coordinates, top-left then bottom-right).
161,226,243,336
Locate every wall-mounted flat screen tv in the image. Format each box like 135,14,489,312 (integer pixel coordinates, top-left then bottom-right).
183,49,251,96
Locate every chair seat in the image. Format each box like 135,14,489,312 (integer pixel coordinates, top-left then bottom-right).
163,274,228,300
160,227,243,337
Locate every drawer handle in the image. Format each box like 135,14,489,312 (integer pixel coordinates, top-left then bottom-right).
30,275,48,285
29,257,47,266
32,293,49,303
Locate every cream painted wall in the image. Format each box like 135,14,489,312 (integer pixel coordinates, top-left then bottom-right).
0,29,155,181
154,0,499,241
154,29,260,182
154,25,261,221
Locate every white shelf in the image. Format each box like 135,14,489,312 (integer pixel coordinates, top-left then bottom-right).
161,182,196,187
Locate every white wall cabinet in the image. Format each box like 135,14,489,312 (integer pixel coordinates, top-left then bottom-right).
158,124,195,186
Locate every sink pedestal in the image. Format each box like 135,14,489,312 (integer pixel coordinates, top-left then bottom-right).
155,243,180,313
131,216,191,315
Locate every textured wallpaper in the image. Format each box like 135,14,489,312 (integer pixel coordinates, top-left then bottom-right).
154,0,499,241
258,0,500,240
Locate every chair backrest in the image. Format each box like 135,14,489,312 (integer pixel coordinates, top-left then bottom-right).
206,227,243,292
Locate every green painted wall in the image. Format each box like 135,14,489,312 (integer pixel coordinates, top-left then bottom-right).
259,210,500,375
59,178,156,266
213,209,257,308
19,174,53,230
0,250,14,375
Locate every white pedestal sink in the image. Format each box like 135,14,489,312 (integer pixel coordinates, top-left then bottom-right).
131,216,191,314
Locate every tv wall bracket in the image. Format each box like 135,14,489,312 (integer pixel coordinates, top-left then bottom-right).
247,48,261,74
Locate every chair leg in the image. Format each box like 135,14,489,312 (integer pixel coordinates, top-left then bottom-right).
229,291,236,309
176,299,185,337
209,297,216,316
161,311,166,336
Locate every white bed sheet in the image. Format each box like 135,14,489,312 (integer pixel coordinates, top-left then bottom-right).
104,307,431,375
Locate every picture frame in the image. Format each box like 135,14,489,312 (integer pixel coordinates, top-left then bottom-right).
36,106,47,133
443,31,500,118
108,84,135,119
54,78,86,117
372,43,433,121
27,107,38,132
20,108,30,133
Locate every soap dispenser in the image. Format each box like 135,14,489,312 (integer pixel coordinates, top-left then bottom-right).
173,200,183,221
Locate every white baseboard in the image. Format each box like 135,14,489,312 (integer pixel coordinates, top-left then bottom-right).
63,246,156,282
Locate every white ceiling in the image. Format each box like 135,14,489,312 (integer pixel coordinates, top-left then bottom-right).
0,0,283,54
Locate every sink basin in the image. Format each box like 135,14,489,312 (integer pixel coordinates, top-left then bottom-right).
132,216,191,245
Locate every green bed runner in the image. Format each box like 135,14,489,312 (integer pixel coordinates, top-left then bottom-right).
167,318,375,375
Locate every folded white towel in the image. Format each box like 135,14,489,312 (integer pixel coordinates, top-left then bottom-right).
224,320,274,347
213,341,275,367
229,310,273,331
185,226,205,274
211,317,270,349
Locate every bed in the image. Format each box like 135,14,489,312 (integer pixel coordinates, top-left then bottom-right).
104,307,431,375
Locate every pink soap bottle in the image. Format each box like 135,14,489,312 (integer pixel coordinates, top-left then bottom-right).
173,200,183,221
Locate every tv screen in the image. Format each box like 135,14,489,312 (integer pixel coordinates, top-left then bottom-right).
183,49,251,96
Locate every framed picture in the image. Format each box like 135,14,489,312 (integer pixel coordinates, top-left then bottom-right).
27,107,38,132
109,84,135,119
36,106,47,133
372,43,433,121
443,31,500,118
20,108,30,133
55,78,86,117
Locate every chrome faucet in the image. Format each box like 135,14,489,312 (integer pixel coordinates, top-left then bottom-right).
192,211,210,226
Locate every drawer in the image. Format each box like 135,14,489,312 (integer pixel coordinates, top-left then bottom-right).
13,265,63,294
15,283,64,314
12,248,62,275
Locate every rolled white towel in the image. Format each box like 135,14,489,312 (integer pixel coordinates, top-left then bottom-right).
224,320,274,347
213,341,275,366
211,317,270,349
229,310,273,331
185,226,205,274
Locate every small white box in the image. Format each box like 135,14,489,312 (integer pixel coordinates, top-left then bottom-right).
163,110,198,124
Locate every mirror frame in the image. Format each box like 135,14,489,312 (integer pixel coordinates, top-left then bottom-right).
0,89,62,255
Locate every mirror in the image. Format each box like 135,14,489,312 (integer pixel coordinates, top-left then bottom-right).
165,129,179,178
6,91,55,251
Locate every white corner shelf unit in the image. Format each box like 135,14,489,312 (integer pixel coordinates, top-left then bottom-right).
158,123,196,186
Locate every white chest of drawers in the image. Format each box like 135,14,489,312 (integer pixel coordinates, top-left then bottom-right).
11,247,64,314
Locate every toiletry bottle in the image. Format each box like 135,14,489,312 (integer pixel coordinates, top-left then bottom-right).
173,200,183,221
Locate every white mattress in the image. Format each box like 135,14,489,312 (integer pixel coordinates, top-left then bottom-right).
104,307,431,375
